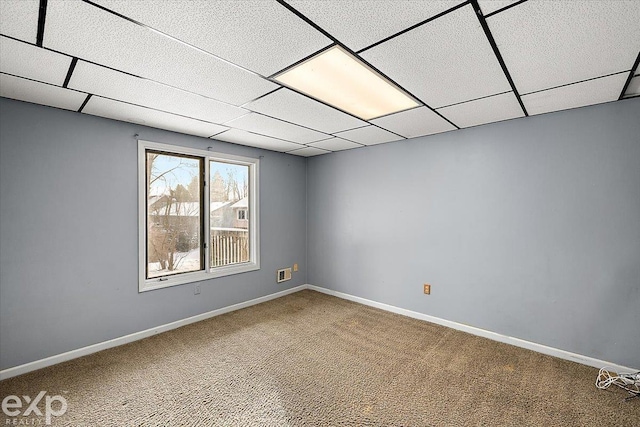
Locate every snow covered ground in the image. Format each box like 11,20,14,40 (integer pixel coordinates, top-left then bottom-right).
148,248,201,277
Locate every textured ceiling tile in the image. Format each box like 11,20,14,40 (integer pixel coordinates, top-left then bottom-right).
437,92,524,128
245,89,366,134
477,0,520,15
92,0,331,76
371,107,456,138
334,125,403,146
213,129,305,153
44,0,277,105
285,0,463,52
68,61,247,124
0,74,86,111
307,137,361,151
0,0,39,43
487,0,640,94
83,96,228,138
522,73,628,116
287,147,330,157
624,76,640,98
224,113,330,144
361,4,511,108
0,37,71,86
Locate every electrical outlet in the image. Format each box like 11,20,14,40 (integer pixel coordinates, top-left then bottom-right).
194,284,201,295
423,284,431,295
293,263,298,272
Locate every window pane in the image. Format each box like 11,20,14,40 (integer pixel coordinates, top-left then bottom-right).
210,161,250,268
147,151,203,278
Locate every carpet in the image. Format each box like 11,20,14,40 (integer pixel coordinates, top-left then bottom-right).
1,290,638,426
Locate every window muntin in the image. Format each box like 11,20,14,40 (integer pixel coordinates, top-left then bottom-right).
139,140,259,292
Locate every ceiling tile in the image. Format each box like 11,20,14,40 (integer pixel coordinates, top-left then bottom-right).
487,1,640,94
83,96,228,138
521,73,628,116
285,1,463,52
245,89,366,134
44,0,277,105
361,3,511,108
213,129,305,153
334,125,403,146
0,0,39,43
287,147,330,157
0,37,71,86
0,74,86,111
68,61,246,124
307,137,361,151
224,113,329,144
624,76,640,98
437,92,524,128
92,0,331,76
478,0,520,16
371,107,456,138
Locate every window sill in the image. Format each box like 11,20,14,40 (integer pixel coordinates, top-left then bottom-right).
139,262,260,292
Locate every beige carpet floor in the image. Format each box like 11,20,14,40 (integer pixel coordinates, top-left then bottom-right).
1,289,638,426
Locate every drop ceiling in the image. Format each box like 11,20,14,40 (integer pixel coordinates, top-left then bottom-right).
1,0,638,157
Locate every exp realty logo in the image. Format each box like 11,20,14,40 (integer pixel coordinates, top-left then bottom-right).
2,392,67,425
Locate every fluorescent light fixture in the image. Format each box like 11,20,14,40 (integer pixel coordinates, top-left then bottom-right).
273,46,419,120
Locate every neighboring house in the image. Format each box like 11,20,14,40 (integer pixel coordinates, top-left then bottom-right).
149,197,247,231
147,195,164,210
148,198,200,234
149,197,249,267
231,198,249,229
147,198,202,259
210,201,233,229
210,199,247,231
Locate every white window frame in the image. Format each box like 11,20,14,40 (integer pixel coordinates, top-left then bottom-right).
138,140,260,292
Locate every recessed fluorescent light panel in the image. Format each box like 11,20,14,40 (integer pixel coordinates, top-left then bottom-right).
273,46,419,120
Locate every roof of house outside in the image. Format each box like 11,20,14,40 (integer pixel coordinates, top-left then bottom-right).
231,198,248,209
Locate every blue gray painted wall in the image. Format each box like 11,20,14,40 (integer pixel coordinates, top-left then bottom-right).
2,96,639,372
307,98,640,369
0,98,308,370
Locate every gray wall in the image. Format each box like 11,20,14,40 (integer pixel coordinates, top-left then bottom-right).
307,98,640,369
0,98,307,370
2,96,639,372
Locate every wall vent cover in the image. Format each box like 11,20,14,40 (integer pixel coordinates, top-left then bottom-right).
277,268,292,283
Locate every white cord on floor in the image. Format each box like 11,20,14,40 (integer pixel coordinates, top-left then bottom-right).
596,367,640,400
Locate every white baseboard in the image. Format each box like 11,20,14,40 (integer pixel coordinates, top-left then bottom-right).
0,285,306,381
2,283,636,381
307,285,638,373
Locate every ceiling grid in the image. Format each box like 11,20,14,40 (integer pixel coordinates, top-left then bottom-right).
618,51,640,100
0,0,638,156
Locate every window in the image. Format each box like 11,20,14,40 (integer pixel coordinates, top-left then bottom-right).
145,151,203,279
139,140,259,292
